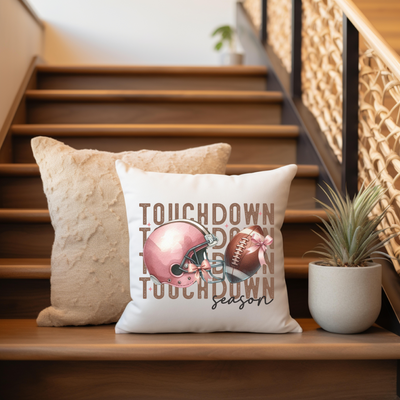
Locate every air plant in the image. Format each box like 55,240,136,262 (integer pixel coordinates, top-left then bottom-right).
306,183,399,267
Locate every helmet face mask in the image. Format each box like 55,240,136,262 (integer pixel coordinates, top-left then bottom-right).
179,244,225,284
143,219,225,288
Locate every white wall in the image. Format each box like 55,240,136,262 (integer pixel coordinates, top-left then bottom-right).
0,0,44,131
30,0,238,65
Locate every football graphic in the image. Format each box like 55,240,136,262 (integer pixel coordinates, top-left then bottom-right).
224,225,272,283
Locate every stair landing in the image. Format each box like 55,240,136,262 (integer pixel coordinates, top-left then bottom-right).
1,319,400,361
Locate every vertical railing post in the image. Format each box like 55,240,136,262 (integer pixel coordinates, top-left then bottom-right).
291,0,302,98
342,14,359,198
260,0,267,45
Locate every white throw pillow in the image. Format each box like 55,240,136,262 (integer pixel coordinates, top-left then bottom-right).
115,161,302,333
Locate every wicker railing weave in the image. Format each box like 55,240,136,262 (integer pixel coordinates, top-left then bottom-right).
267,0,292,73
359,48,400,271
242,0,400,272
243,0,292,72
242,0,262,31
302,0,344,163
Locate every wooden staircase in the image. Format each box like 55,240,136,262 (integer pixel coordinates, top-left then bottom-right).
0,65,399,399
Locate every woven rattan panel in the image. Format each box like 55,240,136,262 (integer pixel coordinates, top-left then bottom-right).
243,0,261,31
243,0,400,271
302,0,344,163
359,47,400,272
243,0,292,73
267,0,292,73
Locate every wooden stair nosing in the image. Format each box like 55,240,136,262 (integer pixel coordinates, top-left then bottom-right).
36,65,268,76
1,318,400,361
24,90,284,103
0,257,314,280
0,209,327,224
10,123,300,138
0,163,318,178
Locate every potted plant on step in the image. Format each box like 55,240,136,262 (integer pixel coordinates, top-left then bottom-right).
307,183,398,334
211,25,243,65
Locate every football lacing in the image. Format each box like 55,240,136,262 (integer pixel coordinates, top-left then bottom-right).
231,237,249,266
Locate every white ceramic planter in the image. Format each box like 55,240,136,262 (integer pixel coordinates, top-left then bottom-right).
308,262,382,334
220,52,244,65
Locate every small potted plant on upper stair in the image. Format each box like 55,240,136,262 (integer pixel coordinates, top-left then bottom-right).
211,25,244,65
307,183,399,334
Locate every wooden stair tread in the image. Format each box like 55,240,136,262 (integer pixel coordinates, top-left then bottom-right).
36,65,268,76
226,164,318,177
1,318,399,361
0,257,314,280
0,209,327,224
0,163,318,178
25,90,283,103
10,123,299,137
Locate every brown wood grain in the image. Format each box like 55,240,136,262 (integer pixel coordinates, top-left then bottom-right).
0,56,38,163
0,209,50,223
13,136,295,164
282,223,322,258
0,217,325,258
0,257,312,280
0,176,46,208
25,90,283,103
353,0,400,54
0,163,318,177
0,280,50,319
0,359,397,399
11,123,299,137
0,223,54,258
0,263,50,279
37,74,268,91
0,174,315,210
0,209,326,224
0,259,311,319
36,65,268,75
26,101,282,125
1,319,400,361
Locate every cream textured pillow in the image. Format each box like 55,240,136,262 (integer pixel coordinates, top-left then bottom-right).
115,162,302,333
32,137,231,326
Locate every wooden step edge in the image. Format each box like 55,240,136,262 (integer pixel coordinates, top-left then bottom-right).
0,209,327,224
0,264,50,279
36,65,268,76
284,209,326,223
1,319,399,361
0,210,50,223
10,124,299,138
0,163,318,178
0,164,40,176
24,90,284,103
0,257,313,280
226,164,318,177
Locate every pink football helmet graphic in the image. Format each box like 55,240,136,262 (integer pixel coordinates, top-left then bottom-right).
143,219,225,288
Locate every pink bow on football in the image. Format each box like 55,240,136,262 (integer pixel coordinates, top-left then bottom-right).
188,260,212,284
249,232,273,268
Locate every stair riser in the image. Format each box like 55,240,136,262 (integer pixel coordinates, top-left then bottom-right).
0,279,50,319
0,176,315,210
0,223,320,258
37,74,268,91
12,136,296,164
26,101,282,125
0,278,310,320
0,360,396,400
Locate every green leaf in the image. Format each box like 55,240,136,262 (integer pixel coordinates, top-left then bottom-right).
306,182,400,266
214,42,223,51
